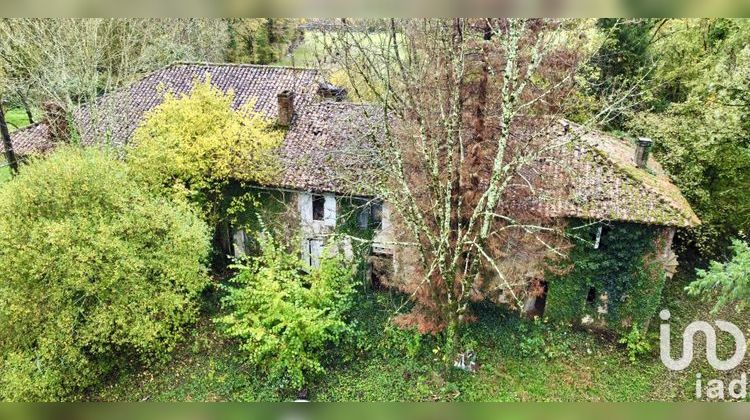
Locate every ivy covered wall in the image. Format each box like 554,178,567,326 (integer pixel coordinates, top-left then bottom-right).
544,219,668,333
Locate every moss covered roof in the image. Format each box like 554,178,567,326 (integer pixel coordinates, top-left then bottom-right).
537,121,700,228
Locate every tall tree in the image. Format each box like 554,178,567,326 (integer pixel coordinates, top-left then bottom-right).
628,18,750,257
224,18,301,64
324,19,633,361
0,19,229,113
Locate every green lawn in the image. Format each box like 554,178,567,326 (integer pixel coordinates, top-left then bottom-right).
90,263,733,402
4,107,33,132
276,31,324,68
276,31,401,69
0,165,10,184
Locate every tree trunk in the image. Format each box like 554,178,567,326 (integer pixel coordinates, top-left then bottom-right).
443,305,461,373
0,101,19,176
18,94,34,124
266,18,276,44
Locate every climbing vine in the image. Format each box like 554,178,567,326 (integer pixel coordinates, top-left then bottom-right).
228,189,378,279
545,219,667,333
330,197,380,283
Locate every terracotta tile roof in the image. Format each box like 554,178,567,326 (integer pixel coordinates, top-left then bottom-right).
8,123,52,156
4,63,698,227
277,101,383,194
9,62,321,153
75,62,320,149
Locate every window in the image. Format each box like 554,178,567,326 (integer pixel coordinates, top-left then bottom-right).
357,204,370,229
586,287,597,305
593,226,602,249
371,201,383,230
312,195,325,221
232,229,248,258
308,238,323,268
593,224,612,249
370,251,393,290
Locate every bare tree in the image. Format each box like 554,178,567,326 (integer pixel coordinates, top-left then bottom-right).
0,19,229,127
324,18,636,362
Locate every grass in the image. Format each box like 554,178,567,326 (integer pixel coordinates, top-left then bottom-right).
0,165,10,184
275,31,401,69
89,262,739,402
92,318,274,402
4,107,33,132
276,32,325,68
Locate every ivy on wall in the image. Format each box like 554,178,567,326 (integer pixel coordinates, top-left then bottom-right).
544,219,667,333
227,186,378,280
335,197,380,282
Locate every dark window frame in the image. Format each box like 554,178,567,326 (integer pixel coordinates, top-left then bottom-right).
312,195,325,221
370,201,383,230
586,287,597,305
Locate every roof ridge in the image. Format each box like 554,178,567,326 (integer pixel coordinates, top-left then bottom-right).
79,61,320,113
583,133,700,226
317,100,379,107
9,121,45,134
170,61,319,72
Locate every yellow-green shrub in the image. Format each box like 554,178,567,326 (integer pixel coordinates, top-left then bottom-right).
126,76,284,223
0,147,211,401
216,234,358,391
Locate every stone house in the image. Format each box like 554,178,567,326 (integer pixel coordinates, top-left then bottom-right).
9,62,699,326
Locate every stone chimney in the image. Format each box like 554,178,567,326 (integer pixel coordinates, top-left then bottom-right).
277,90,295,127
635,137,653,169
42,101,70,144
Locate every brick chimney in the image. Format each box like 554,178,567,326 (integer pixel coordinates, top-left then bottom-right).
42,101,70,144
277,90,295,127
635,137,653,169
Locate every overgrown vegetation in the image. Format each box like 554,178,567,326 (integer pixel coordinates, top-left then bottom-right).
0,19,230,110
127,77,284,225
321,19,607,368
686,239,750,314
3,18,750,402
0,147,211,401
225,18,302,65
583,19,750,258
93,266,725,401
216,233,358,392
545,220,666,333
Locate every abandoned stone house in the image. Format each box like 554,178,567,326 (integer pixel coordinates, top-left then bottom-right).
8,62,700,327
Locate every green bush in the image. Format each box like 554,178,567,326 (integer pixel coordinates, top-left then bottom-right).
686,239,750,314
216,233,358,391
0,147,211,401
126,77,283,224
618,326,652,363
